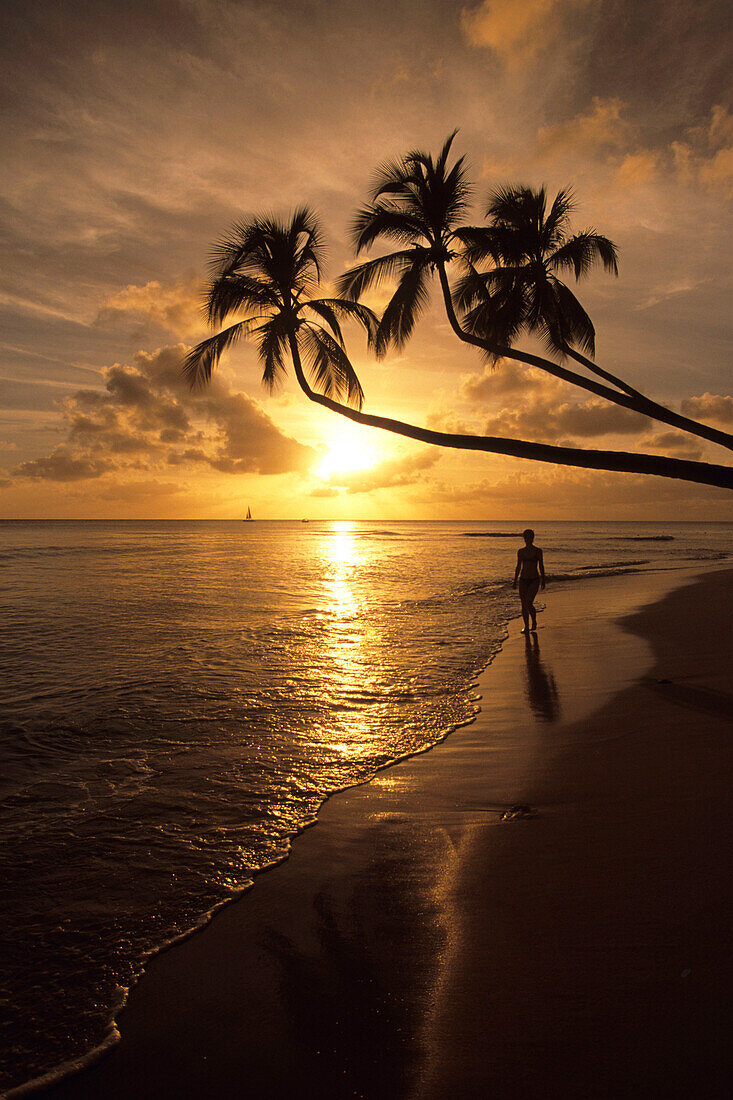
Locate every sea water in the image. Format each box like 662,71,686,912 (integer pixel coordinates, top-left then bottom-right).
0,519,729,1091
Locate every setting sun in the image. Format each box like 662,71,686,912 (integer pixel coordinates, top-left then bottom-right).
316,426,380,481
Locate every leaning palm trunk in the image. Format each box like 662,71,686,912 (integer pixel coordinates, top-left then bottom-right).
562,345,733,449
184,208,732,492
562,345,645,399
435,266,733,453
287,336,732,490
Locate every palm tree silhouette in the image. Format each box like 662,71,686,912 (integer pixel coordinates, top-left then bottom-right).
456,185,622,374
184,209,732,490
339,134,732,454
183,208,376,403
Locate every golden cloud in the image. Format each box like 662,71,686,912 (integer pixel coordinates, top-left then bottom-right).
671,105,733,198
13,344,315,483
96,278,207,338
537,97,632,156
460,360,549,403
461,0,594,65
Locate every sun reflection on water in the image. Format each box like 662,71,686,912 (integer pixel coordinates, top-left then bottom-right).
324,522,359,617
315,522,378,759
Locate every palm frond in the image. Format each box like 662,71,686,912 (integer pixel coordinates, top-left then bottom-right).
375,260,430,356
549,231,619,279
542,187,575,249
454,264,527,313
205,274,281,325
544,278,596,356
289,205,325,284
337,250,426,301
351,204,427,253
182,321,252,388
363,133,469,244
208,219,262,279
456,263,527,348
486,184,534,227
454,224,526,266
305,298,379,346
254,318,290,392
434,129,460,175
301,300,345,348
298,324,365,409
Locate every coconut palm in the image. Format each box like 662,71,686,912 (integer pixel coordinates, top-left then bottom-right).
183,208,732,490
339,135,733,453
183,208,376,405
456,185,624,375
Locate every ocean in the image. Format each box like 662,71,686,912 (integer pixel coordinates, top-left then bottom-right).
1,519,730,1092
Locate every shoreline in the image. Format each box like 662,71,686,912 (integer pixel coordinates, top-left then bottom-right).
20,565,733,1098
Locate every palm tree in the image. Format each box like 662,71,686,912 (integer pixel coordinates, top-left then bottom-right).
183,208,732,490
456,185,627,382
339,135,733,453
183,208,376,406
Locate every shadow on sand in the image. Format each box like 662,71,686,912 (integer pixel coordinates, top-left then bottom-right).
523,635,561,723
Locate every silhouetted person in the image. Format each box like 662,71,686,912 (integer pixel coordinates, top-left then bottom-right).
512,528,545,634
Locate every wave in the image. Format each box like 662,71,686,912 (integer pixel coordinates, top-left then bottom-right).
549,566,649,582
610,535,675,541
462,531,521,538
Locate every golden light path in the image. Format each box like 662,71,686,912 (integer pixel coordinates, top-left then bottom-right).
318,520,377,760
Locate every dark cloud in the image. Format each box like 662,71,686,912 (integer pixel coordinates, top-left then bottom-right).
438,392,651,442
577,1,731,142
482,396,652,442
641,430,703,461
15,450,114,482
12,344,314,482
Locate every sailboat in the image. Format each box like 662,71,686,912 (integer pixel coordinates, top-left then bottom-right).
243,507,253,521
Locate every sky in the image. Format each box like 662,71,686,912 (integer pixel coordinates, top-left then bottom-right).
1,0,731,520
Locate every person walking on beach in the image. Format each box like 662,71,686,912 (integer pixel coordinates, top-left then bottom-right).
513,529,545,634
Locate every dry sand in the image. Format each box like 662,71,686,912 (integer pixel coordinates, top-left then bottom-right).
39,567,733,1099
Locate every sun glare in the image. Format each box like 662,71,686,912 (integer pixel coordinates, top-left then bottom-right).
316,426,379,481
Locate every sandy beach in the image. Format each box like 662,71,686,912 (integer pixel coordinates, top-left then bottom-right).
35,566,732,1100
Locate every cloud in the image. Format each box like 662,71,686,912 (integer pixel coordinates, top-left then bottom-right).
461,0,593,65
96,277,206,338
640,430,703,461
422,465,728,513
12,343,315,482
537,97,632,156
672,105,733,197
460,360,548,403
15,450,114,481
314,450,440,495
483,397,651,441
614,150,659,188
451,361,651,442
680,392,733,426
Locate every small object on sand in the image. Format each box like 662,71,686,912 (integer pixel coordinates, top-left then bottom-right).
500,804,534,821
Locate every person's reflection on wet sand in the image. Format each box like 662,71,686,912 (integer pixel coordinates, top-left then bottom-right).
524,634,561,723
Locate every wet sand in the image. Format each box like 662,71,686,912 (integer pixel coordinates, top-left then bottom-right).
38,567,733,1099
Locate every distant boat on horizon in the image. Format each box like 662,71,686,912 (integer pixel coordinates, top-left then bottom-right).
244,507,253,521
